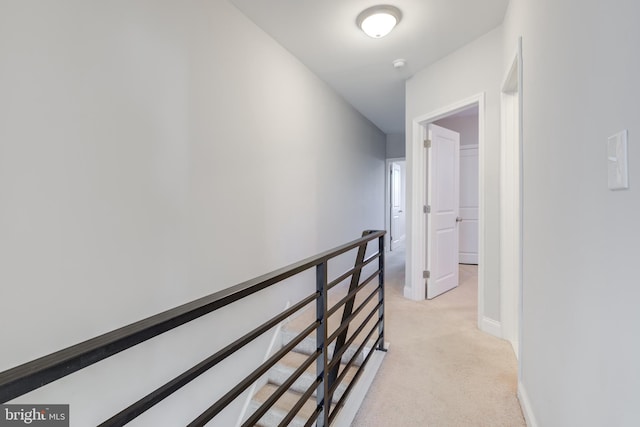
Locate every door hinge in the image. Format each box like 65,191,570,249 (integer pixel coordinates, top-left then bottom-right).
423,205,431,213
424,139,432,148
423,270,431,279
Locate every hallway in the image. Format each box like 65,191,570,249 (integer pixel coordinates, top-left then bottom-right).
352,249,525,426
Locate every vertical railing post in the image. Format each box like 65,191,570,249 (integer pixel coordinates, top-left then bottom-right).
316,261,329,427
377,234,386,351
328,230,374,388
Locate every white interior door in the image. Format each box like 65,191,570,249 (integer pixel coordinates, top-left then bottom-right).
459,146,479,264
426,124,460,299
390,161,406,250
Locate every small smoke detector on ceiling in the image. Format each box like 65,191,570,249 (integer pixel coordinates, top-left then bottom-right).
392,59,406,69
356,5,402,38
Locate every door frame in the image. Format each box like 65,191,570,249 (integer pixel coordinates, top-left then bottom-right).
405,92,488,331
385,157,406,252
500,38,524,366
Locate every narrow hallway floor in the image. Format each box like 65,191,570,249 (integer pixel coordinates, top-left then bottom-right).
352,248,526,427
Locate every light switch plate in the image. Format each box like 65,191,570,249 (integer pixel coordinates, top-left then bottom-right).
607,130,628,190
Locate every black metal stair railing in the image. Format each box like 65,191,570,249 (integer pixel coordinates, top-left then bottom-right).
0,230,386,426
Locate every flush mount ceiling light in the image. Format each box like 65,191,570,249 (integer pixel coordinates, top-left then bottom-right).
357,5,402,39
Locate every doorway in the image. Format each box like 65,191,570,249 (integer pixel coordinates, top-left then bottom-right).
421,109,480,300
434,108,480,267
405,93,490,333
388,160,406,251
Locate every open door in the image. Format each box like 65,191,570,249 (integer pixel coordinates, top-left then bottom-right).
390,161,406,250
426,124,461,299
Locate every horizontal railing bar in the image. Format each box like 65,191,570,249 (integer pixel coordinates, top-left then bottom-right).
308,315,382,426
327,285,380,345
99,292,319,426
327,299,381,373
328,318,381,400
326,251,380,291
188,321,320,426
304,406,322,427
277,376,321,427
0,230,384,403
326,268,380,318
326,268,356,293
242,349,319,427
328,334,383,424
326,287,380,394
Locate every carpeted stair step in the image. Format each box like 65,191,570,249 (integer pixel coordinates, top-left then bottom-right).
267,351,358,401
245,341,363,426
243,316,380,427
280,328,372,367
247,383,315,427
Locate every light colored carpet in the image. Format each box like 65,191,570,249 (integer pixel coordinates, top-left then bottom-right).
351,248,526,427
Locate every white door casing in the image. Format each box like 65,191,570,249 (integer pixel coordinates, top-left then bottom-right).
500,39,523,361
459,146,479,264
390,162,406,250
426,124,460,299
405,93,488,335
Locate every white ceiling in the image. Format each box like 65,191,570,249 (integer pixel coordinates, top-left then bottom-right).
228,0,509,135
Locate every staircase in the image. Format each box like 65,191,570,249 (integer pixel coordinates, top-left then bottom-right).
0,230,387,426
243,328,370,427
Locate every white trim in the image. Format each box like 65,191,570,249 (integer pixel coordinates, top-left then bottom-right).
517,37,524,381
517,381,539,427
480,316,502,338
403,285,413,299
385,159,392,252
460,144,479,150
500,37,524,377
332,343,389,427
406,93,487,329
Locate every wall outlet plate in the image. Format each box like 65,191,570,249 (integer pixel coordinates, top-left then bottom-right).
607,130,629,190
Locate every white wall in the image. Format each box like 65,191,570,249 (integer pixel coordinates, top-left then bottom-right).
405,27,502,321
386,133,406,158
434,113,480,147
503,1,640,426
0,0,385,425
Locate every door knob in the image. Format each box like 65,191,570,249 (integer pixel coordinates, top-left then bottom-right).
456,217,463,222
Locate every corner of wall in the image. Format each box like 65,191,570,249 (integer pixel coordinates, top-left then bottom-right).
517,381,539,427
480,316,502,338
403,286,413,299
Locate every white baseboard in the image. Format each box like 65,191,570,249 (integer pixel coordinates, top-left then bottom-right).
517,381,538,427
332,343,389,427
403,286,413,299
459,254,478,264
480,316,502,338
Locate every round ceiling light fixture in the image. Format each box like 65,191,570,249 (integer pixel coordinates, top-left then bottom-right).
357,5,402,39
